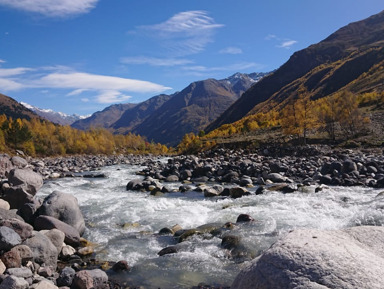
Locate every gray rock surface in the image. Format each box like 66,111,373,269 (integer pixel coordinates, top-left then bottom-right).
0,226,22,251
36,191,85,236
34,215,80,247
231,226,384,289
71,269,108,289
22,231,58,270
7,168,43,195
0,275,29,289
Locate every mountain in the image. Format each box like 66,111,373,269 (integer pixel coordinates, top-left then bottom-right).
0,93,41,120
111,94,174,134
131,73,266,146
71,103,136,130
21,102,88,126
73,72,267,145
206,10,384,132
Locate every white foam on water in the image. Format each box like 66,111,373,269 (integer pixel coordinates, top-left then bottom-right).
37,163,384,288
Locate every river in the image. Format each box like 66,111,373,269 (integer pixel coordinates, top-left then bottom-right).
37,161,384,288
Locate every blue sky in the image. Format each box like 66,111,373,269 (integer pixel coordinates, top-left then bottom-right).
0,0,383,116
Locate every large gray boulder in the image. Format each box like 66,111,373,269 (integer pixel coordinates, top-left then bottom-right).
22,231,58,270
34,215,80,247
231,226,384,289
36,191,85,236
1,186,34,210
7,168,43,195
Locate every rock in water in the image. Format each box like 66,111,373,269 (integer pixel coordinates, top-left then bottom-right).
231,226,384,289
36,191,85,236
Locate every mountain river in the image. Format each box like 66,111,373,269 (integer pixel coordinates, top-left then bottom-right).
37,160,384,288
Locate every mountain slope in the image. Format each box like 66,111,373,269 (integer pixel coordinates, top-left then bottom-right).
132,76,252,146
71,103,136,130
206,10,384,132
111,94,174,134
0,93,41,120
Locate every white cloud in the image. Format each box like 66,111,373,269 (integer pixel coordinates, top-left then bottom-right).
0,59,5,64
219,47,243,55
278,40,298,49
0,0,98,17
139,11,224,55
0,66,171,106
266,34,297,49
95,90,132,104
0,67,33,77
34,72,171,93
0,78,24,90
67,88,89,96
120,56,193,67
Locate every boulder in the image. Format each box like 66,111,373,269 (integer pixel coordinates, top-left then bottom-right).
0,199,10,210
17,199,41,225
11,156,28,168
0,218,34,241
31,280,59,289
231,226,384,289
0,154,14,178
0,226,21,251
71,269,109,289
36,191,85,236
266,173,286,183
0,275,29,289
12,245,33,265
34,215,80,247
22,231,58,270
126,179,144,191
56,266,76,287
2,186,34,210
40,229,65,255
230,187,250,199
1,247,22,268
7,168,43,195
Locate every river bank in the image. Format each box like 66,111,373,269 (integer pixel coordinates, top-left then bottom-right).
0,145,384,288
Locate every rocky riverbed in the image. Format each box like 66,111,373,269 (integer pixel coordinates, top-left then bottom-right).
0,145,384,288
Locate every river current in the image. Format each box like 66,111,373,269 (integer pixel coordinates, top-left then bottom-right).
37,160,384,288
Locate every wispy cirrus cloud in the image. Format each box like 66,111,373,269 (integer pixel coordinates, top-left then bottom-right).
137,11,224,56
219,47,243,55
278,40,298,49
120,56,193,67
266,34,297,49
0,0,98,17
0,65,171,104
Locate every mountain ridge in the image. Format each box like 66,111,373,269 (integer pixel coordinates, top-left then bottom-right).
206,10,384,132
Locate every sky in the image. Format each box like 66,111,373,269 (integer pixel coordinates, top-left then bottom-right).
0,0,383,116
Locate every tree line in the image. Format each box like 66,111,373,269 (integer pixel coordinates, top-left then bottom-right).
0,116,169,156
177,90,384,153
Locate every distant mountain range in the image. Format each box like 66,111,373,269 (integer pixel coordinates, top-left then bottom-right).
207,10,384,132
71,72,268,145
20,102,89,126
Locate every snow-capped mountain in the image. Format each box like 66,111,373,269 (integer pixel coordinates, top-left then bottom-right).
221,72,270,96
21,102,88,125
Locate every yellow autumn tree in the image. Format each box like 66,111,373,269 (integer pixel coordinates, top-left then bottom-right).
281,89,318,144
